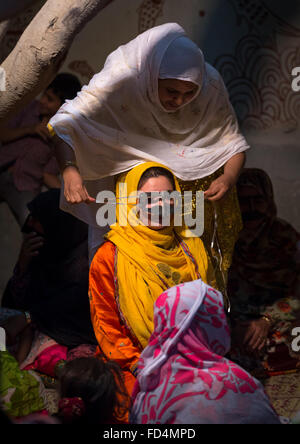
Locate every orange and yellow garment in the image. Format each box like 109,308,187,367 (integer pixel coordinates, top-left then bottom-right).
89,162,216,395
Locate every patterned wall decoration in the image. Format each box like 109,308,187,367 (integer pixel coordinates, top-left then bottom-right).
67,59,96,83
214,0,300,133
137,0,166,33
68,0,168,83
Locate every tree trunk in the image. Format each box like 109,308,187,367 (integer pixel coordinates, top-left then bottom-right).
0,0,113,124
0,2,46,65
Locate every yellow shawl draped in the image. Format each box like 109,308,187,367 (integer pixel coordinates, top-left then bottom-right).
106,162,215,349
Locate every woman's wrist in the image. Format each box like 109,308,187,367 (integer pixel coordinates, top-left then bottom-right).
62,161,79,173
62,164,80,179
223,153,246,187
222,172,236,188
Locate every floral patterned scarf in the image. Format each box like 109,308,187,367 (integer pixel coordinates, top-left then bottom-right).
130,279,279,424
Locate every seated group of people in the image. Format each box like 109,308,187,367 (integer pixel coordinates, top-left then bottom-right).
0,23,299,425
1,162,299,424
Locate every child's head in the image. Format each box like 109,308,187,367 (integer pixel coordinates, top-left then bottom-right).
39,73,81,117
57,357,130,424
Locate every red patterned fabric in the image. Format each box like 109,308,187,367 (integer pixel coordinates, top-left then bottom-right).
58,397,85,423
22,344,67,377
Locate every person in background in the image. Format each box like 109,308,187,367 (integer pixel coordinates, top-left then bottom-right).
227,168,300,377
89,162,216,400
49,23,249,292
56,357,130,424
1,189,97,365
0,73,81,226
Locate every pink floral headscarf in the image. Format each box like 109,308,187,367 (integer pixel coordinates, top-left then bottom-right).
130,280,279,424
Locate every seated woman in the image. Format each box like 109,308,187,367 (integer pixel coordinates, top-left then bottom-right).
89,162,217,397
130,279,280,424
1,189,97,368
227,168,300,377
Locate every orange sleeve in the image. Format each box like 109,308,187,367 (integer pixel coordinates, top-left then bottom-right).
89,241,141,374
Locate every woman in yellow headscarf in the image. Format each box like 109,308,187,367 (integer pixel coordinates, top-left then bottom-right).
89,162,216,400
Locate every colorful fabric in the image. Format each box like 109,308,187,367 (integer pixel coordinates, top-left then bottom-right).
19,330,58,370
89,241,141,402
0,100,59,192
22,344,67,378
89,241,140,383
177,167,243,302
0,351,45,418
130,280,280,424
67,344,97,361
58,397,85,423
263,373,300,420
49,22,249,227
228,168,300,376
0,309,67,378
104,162,215,349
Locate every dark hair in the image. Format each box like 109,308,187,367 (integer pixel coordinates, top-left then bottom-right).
138,167,175,190
58,357,130,424
47,73,81,103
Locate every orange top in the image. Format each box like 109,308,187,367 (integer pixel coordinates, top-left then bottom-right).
89,241,138,398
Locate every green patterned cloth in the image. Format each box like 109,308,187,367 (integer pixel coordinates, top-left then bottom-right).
0,351,45,417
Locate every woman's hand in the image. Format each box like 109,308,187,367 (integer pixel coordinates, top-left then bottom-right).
31,121,52,141
204,174,233,201
18,232,45,274
53,135,95,204
63,166,96,204
205,152,246,201
234,318,271,356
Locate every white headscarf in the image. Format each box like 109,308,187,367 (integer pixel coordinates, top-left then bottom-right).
158,35,203,111
50,23,249,226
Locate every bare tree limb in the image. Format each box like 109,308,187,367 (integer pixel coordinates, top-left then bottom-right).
0,0,114,124
0,2,45,65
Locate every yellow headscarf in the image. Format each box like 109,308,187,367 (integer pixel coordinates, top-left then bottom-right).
106,162,216,349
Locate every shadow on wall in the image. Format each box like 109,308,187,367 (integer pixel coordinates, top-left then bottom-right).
196,0,300,230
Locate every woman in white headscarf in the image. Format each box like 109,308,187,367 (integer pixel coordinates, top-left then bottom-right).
49,23,249,297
